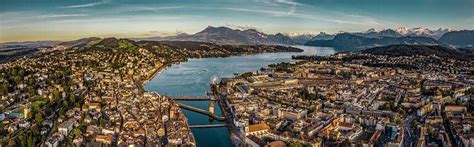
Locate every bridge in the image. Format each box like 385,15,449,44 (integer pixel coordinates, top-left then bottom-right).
167,95,216,101
189,124,227,128
177,103,225,121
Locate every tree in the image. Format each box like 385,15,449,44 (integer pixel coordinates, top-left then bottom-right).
52,90,61,102
0,82,9,95
289,142,303,147
12,76,22,85
237,72,253,78
28,77,35,86
18,133,26,146
62,100,69,109
30,124,39,135
99,118,108,127
73,129,82,137
394,116,403,125
35,113,43,124
27,134,35,147
69,93,76,104
341,139,351,147
465,88,474,95
18,69,25,77
7,139,16,147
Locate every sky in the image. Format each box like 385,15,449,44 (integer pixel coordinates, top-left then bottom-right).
0,0,473,42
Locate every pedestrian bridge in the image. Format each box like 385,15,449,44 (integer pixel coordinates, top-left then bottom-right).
189,124,227,128
177,103,225,121
167,95,216,101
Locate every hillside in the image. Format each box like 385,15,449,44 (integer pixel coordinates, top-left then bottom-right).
62,38,303,59
305,33,442,51
360,44,474,60
0,40,61,63
439,30,474,50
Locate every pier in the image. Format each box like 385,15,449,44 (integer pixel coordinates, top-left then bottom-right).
167,95,216,101
177,103,225,121
189,124,227,128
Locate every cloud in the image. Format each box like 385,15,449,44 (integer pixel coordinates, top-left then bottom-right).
142,30,189,37
255,0,304,6
465,17,474,23
287,4,296,15
224,7,383,26
225,23,259,30
142,31,169,37
248,0,384,26
52,18,124,24
255,0,302,15
37,14,88,18
61,1,107,8
119,6,185,13
225,8,290,17
295,13,382,26
51,15,195,24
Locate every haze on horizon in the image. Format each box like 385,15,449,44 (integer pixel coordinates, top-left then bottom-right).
0,0,473,42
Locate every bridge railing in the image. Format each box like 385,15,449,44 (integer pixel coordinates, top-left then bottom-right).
166,95,216,101
177,103,225,121
189,124,227,128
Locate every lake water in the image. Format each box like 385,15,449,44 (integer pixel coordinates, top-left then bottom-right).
144,45,335,147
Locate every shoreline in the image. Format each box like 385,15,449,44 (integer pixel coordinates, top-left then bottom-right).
141,61,234,146
139,61,198,145
138,49,307,146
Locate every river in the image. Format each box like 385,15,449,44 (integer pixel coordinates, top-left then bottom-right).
144,45,335,147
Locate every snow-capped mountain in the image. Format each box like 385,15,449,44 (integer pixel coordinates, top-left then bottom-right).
395,27,454,39
283,32,317,37
348,27,454,39
283,32,317,44
311,32,336,41
353,29,402,38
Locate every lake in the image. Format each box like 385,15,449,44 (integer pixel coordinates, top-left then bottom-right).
144,45,335,147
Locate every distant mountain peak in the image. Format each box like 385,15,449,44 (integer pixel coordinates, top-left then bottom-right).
199,26,234,33
283,32,317,37
365,28,385,33
394,27,454,39
153,26,296,45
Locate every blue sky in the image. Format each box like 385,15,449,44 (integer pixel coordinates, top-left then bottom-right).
0,0,473,42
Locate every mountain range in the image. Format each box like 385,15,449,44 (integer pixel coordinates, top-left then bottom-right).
305,30,473,51
360,44,474,60
394,27,453,39
2,26,472,53
135,26,472,51
284,33,317,44
305,33,441,51
438,30,474,50
138,26,295,45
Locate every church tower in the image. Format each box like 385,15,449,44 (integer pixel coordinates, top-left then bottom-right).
209,101,215,114
24,103,30,119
